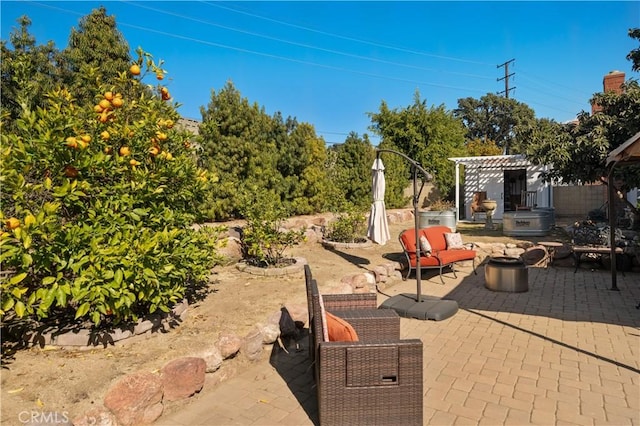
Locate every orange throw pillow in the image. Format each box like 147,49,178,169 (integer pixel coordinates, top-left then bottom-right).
325,312,359,342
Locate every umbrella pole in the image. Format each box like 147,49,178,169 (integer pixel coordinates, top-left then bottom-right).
413,166,422,303
375,149,432,303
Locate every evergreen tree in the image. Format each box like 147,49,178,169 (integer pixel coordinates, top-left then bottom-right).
329,132,375,209
283,122,331,215
62,6,131,105
1,16,64,127
198,81,278,220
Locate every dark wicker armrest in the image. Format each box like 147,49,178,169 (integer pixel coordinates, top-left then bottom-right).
322,293,377,310
318,339,423,425
330,308,400,340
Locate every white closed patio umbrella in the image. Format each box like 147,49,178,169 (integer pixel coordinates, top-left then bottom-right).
367,158,391,245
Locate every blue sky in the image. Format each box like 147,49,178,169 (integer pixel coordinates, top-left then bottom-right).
1,1,638,145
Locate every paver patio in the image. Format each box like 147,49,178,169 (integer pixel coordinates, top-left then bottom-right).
158,260,640,425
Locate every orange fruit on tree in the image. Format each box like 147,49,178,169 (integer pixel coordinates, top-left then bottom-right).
129,64,141,75
81,135,92,143
149,146,159,156
119,146,131,156
111,97,123,108
129,159,140,167
5,217,20,230
156,132,167,141
100,131,110,140
65,137,78,149
99,112,109,123
99,99,111,110
104,146,113,154
94,104,104,113
104,91,114,101
77,140,88,150
156,72,164,80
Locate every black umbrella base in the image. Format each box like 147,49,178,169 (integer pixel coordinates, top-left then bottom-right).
379,293,458,321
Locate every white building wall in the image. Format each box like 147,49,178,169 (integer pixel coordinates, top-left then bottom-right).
463,164,550,220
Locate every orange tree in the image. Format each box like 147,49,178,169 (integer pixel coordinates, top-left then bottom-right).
0,49,224,326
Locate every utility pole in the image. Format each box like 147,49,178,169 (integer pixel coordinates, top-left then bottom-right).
497,59,515,98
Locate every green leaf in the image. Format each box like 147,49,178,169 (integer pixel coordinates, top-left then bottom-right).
11,287,27,298
15,301,25,317
2,298,15,312
143,268,156,279
42,276,56,285
114,269,123,285
21,253,33,267
75,302,90,319
55,290,67,307
23,235,32,249
9,272,27,285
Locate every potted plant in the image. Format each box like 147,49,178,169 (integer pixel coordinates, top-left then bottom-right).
237,191,306,274
418,199,457,231
322,208,372,249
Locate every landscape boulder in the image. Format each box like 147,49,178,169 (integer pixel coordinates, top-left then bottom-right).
103,372,163,426
217,332,242,359
161,357,206,401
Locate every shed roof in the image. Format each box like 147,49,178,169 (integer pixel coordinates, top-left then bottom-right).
606,131,640,166
448,154,531,169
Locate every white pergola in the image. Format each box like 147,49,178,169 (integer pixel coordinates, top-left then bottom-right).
448,154,540,222
605,131,640,290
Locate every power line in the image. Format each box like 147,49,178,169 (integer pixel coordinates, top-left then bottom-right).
202,1,495,67
27,2,490,95
125,1,494,81
518,70,593,99
18,0,597,126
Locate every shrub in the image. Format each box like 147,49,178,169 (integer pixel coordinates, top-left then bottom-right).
425,199,455,211
324,208,368,243
0,49,224,326
239,190,305,268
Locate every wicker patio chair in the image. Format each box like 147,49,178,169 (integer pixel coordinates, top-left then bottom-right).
304,265,423,425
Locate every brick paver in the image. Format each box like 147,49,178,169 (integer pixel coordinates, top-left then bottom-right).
158,265,640,425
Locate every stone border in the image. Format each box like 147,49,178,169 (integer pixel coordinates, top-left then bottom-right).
17,299,189,348
321,239,373,250
235,256,308,276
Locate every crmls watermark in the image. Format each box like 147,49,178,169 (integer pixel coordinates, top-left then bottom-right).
18,411,70,425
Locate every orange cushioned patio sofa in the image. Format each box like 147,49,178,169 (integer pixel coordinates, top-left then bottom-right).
399,225,477,284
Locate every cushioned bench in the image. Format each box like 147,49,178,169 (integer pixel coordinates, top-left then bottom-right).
399,226,477,284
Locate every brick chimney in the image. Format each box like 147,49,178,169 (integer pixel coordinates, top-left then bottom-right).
592,70,625,114
603,71,625,94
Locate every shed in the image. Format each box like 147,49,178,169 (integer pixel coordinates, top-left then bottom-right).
448,154,553,222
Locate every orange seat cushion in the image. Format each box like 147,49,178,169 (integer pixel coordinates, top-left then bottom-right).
400,226,476,268
325,311,359,342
